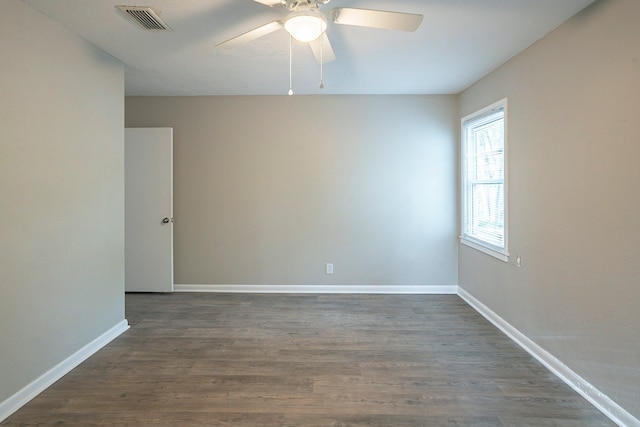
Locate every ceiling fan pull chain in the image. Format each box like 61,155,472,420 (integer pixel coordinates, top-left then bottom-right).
288,34,294,95
319,25,324,89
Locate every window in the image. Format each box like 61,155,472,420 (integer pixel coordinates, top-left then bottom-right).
460,99,508,261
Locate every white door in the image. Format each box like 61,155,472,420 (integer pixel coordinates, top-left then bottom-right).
125,128,173,292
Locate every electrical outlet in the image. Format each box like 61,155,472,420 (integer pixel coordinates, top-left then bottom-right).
516,256,522,268
325,263,334,275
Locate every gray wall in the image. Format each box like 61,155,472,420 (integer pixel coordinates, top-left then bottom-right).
0,0,125,404
126,95,458,288
459,0,640,419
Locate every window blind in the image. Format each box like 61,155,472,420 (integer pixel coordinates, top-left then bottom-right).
463,107,505,250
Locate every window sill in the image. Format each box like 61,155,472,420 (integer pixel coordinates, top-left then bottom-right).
459,237,509,262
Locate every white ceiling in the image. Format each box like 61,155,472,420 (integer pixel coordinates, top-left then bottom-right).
22,0,596,96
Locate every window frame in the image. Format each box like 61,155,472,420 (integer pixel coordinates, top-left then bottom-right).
460,98,509,262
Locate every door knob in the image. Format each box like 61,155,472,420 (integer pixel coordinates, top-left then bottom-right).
162,217,170,224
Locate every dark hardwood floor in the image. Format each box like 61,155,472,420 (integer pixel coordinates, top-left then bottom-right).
3,293,613,426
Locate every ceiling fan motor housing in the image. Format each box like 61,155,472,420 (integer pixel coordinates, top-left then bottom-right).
285,0,330,11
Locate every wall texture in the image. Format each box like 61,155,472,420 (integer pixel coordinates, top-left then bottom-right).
459,0,640,419
0,0,125,404
126,95,458,289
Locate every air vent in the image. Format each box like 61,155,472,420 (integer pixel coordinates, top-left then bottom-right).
116,6,171,31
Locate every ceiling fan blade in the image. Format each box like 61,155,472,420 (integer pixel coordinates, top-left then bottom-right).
216,21,283,49
253,0,285,6
329,8,423,32
309,32,336,64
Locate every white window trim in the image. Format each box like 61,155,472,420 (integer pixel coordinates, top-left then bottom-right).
460,98,509,262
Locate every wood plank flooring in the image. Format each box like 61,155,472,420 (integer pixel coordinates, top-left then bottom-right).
3,293,614,426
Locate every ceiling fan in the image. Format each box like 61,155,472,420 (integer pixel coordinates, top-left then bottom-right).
216,0,423,64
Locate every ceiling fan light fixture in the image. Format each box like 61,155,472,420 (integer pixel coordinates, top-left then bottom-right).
284,13,327,42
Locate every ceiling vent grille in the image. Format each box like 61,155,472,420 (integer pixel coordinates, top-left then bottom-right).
116,6,171,30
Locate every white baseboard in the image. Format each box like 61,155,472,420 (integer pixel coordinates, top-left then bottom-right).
0,319,129,423
174,284,458,294
458,287,639,427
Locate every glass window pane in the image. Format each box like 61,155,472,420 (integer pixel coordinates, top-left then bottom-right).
469,183,504,246
471,151,504,181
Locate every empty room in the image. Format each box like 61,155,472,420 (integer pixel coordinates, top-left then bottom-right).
1,0,638,425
